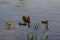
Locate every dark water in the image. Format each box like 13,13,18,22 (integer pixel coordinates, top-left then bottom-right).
0,0,60,40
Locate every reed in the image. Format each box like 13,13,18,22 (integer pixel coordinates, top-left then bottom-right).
42,32,48,40
27,33,37,40
44,32,48,40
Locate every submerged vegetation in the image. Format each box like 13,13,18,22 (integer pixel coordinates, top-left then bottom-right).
41,32,48,40
19,0,25,3
19,0,25,1
27,33,37,40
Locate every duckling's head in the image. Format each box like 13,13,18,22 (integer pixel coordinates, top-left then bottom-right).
19,22,27,26
7,22,11,25
7,22,13,30
41,20,48,24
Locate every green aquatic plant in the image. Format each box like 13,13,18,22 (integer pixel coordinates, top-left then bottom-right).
30,34,34,40
27,33,37,40
44,33,48,40
42,32,48,40
33,34,37,40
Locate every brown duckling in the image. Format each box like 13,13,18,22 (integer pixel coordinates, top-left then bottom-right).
45,24,49,31
22,16,30,23
7,22,14,30
22,16,30,27
35,24,39,30
19,22,27,26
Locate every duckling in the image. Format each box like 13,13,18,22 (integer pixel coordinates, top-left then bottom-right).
7,22,14,30
22,16,30,27
19,22,27,26
35,24,39,30
45,24,49,31
41,20,48,24
22,16,30,23
41,20,49,31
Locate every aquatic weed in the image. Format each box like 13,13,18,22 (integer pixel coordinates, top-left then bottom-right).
27,33,37,40
42,32,48,40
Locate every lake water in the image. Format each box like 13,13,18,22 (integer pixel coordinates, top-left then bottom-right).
0,0,60,40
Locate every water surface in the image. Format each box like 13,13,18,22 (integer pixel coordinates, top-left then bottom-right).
0,0,60,40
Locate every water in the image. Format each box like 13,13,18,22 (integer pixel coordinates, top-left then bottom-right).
0,0,60,40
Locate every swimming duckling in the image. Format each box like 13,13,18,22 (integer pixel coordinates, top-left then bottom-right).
7,22,14,30
19,22,27,26
41,20,49,31
22,16,30,27
35,24,39,30
22,16,30,23
41,20,48,24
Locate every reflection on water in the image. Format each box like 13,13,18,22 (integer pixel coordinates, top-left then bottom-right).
16,0,26,11
19,0,25,2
